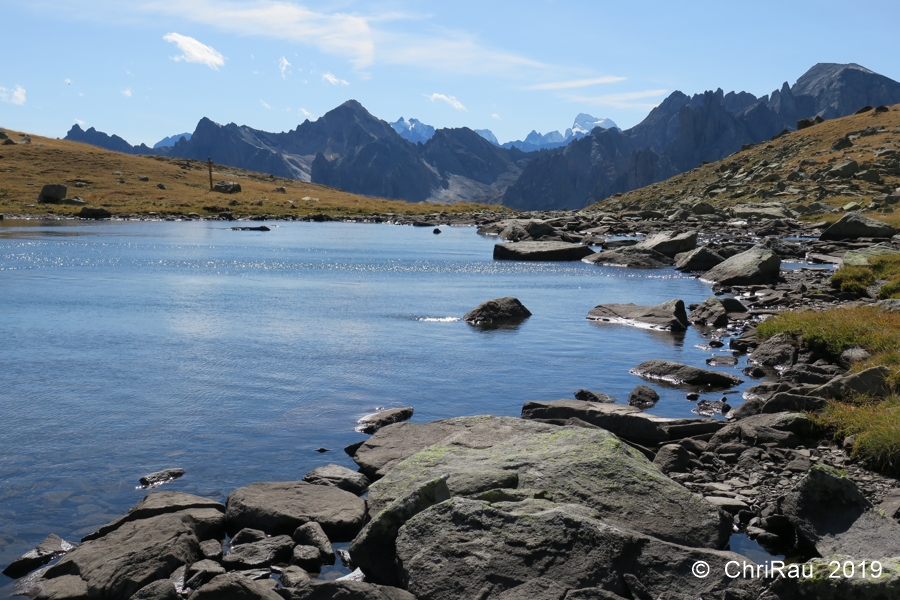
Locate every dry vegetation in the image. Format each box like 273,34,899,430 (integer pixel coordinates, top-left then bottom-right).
589,104,900,225
0,128,496,218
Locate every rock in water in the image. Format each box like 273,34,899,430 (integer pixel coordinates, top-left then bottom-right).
463,297,531,326
573,389,615,403
700,246,781,286
630,359,743,389
587,298,688,331
628,384,660,408
582,247,673,268
364,418,729,548
302,464,370,495
2,534,76,578
395,498,760,600
688,296,729,327
633,230,697,258
225,481,367,541
820,212,897,240
78,207,112,219
139,468,185,488
356,407,414,434
493,241,594,261
675,246,725,272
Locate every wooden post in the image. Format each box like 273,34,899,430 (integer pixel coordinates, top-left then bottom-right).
207,157,213,191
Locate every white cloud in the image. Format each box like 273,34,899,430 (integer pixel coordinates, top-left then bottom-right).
525,76,626,91
278,56,291,79
121,87,132,97
425,93,466,111
163,32,225,70
64,78,72,85
564,89,668,109
491,113,501,120
261,99,272,109
75,119,85,126
299,108,311,117
78,92,86,97
0,85,26,105
322,72,348,85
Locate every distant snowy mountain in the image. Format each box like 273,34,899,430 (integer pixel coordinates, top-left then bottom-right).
153,132,192,148
502,113,618,152
390,117,436,144
474,129,499,145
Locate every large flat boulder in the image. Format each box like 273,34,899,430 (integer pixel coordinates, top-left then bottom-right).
732,203,795,220
701,246,781,286
493,241,594,261
350,416,560,480
842,242,900,266
187,572,282,599
520,399,724,447
225,482,367,541
302,464,370,495
365,419,730,549
83,491,224,542
630,359,743,389
586,298,688,332
582,247,673,268
675,246,724,272
820,212,897,240
395,498,760,600
811,365,892,399
280,580,417,600
633,230,697,258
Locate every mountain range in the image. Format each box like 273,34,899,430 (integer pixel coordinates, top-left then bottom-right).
64,63,900,210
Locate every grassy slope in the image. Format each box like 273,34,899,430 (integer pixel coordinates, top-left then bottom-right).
0,128,495,218
587,104,900,225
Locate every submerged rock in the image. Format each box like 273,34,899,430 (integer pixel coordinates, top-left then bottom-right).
463,296,531,326
587,298,688,332
582,247,673,268
2,534,76,579
630,359,743,389
356,407,414,434
493,241,593,261
139,468,185,488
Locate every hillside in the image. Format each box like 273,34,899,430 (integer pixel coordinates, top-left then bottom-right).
588,104,900,220
0,129,493,218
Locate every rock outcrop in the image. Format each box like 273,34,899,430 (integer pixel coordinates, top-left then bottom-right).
587,298,688,331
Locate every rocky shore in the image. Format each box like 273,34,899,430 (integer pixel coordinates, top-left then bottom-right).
5,205,900,600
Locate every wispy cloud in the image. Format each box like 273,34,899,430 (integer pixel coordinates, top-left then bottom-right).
121,87,132,97
491,113,501,120
64,78,73,85
278,56,292,79
299,108,311,117
163,32,225,70
426,93,466,111
322,72,348,85
75,119,85,126
0,85,26,105
260,99,272,109
564,89,669,109
525,76,625,91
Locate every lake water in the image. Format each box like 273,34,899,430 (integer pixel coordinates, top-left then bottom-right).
0,219,758,592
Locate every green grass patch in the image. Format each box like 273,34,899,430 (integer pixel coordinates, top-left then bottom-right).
831,254,900,298
811,395,900,473
830,265,875,294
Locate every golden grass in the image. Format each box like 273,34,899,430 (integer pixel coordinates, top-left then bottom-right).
812,395,900,472
830,254,900,299
0,128,499,218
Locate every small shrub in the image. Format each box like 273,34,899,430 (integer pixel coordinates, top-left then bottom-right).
812,396,900,473
872,255,900,280
830,265,875,294
879,279,900,300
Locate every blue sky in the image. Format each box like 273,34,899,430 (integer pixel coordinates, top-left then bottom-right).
1,0,898,146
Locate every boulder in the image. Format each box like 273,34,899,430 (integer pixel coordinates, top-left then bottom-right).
221,535,294,570
292,522,334,566
573,389,615,403
139,468,185,488
199,539,222,561
633,230,697,258
521,400,725,446
820,213,897,241
627,385,659,408
37,184,68,204
582,247,673,269
184,559,226,589
130,579,179,599
302,464,370,495
187,573,282,599
691,201,717,215
290,545,322,573
811,365,892,399
225,482,367,541
701,246,781,286
750,333,798,368
350,416,561,480
493,241,593,261
675,246,725,272
83,491,225,542
356,408,414,435
78,207,112,219
279,580,417,600
780,465,900,558
630,360,743,389
707,413,812,451
842,242,900,266
365,419,730,548
31,510,214,599
828,159,860,178
688,297,728,327
586,299,688,332
213,181,242,194
395,498,759,600
231,528,267,546
653,444,692,474
349,477,451,585
279,565,310,588
2,534,76,578
732,204,795,220
463,297,531,326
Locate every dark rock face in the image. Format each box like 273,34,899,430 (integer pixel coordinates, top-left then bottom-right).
630,360,743,389
356,408,414,435
187,572,283,600
37,184,67,204
587,298,688,331
819,212,897,240
64,124,158,156
83,491,225,542
292,522,335,566
302,464,370,494
213,181,242,194
139,468,185,488
2,533,76,578
675,246,725,272
395,498,758,600
627,384,660,408
688,297,729,327
224,481,367,541
493,241,594,261
573,389,615,403
279,580,417,600
463,297,532,325
221,535,294,570
78,207,112,219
